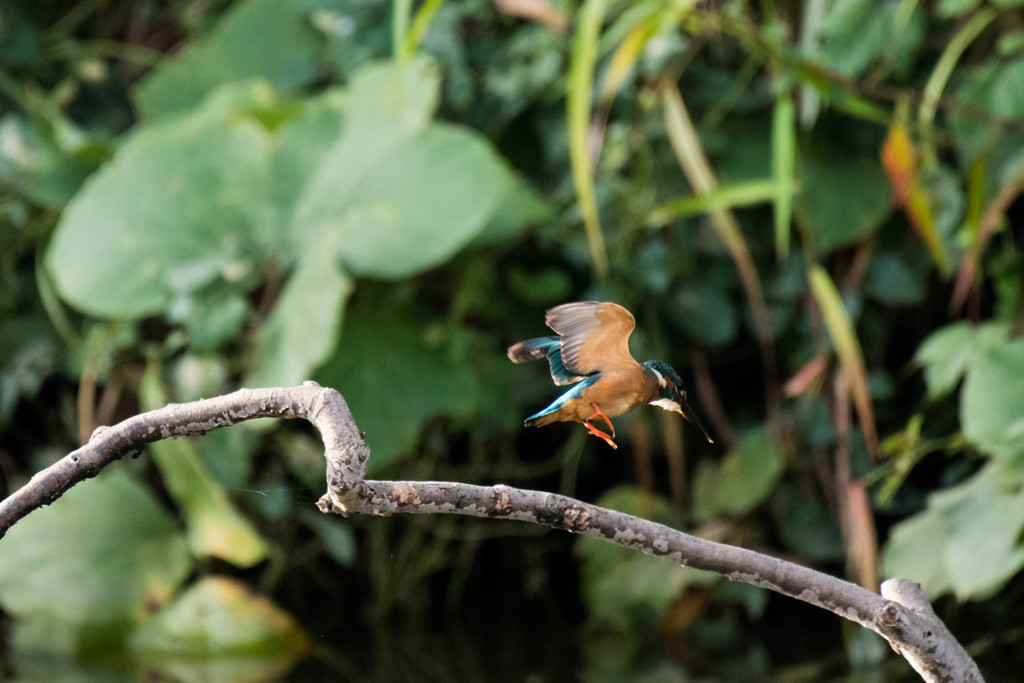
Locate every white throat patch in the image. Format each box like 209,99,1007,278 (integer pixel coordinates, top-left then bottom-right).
650,397,681,413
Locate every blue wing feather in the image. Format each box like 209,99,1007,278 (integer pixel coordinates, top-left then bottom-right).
507,336,586,386
526,374,600,421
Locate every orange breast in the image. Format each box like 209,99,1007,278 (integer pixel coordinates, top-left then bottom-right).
563,366,653,421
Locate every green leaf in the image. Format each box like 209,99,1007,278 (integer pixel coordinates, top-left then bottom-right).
815,0,922,78
248,247,353,387
292,59,514,278
0,112,102,208
131,576,308,657
314,295,478,470
169,287,253,352
961,338,1024,457
329,124,513,278
950,59,1024,169
884,460,1024,600
949,62,1001,166
796,136,892,252
817,0,887,76
0,314,60,427
50,57,521,389
882,503,953,598
270,91,347,222
915,321,1010,400
141,364,270,568
470,178,554,247
338,56,440,135
940,469,1024,599
915,322,979,398
693,428,784,521
136,0,356,118
47,82,281,318
0,469,191,650
289,59,441,244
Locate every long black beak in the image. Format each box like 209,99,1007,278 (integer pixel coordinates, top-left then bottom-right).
678,397,714,444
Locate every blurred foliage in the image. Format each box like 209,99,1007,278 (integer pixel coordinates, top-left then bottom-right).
2,0,1024,679
0,469,191,652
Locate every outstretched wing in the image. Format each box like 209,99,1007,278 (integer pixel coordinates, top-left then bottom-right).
545,301,638,375
507,336,587,386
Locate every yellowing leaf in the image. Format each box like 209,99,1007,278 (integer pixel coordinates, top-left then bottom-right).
599,14,657,106
132,576,308,657
808,265,879,458
141,363,269,568
881,123,948,270
692,428,784,521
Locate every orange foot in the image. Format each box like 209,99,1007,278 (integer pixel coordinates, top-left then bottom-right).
585,421,618,449
587,403,615,436
585,403,617,449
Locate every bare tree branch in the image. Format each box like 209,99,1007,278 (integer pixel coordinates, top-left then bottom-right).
0,384,983,682
0,383,366,536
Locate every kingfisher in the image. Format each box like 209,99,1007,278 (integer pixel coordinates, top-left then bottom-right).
508,301,713,449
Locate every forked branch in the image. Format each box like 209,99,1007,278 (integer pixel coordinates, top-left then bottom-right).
0,384,982,683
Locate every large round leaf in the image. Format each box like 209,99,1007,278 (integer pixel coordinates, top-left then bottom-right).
0,469,191,650
47,87,278,318
330,124,514,278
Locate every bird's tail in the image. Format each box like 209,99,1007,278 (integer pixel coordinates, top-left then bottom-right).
507,337,559,364
523,412,559,428
509,338,568,428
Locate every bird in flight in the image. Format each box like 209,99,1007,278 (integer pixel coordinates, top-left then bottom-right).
508,301,713,449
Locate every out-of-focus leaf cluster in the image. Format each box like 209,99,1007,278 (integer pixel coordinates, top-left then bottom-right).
1,0,1024,678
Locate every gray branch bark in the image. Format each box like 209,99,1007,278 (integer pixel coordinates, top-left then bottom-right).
0,383,983,683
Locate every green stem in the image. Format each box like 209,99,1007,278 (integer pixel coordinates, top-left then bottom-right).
393,0,413,62
918,7,998,168
568,0,609,280
400,0,445,60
